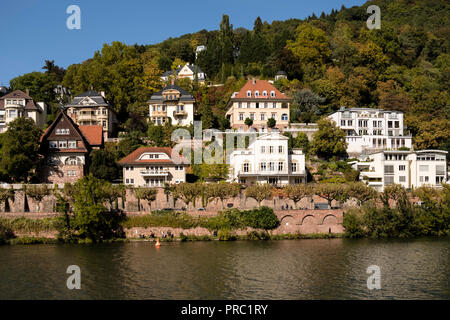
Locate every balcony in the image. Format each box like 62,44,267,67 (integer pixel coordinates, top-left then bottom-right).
77,113,97,121
140,169,170,176
174,110,187,116
237,170,305,177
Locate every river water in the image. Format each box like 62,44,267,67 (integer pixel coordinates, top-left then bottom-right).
0,238,448,299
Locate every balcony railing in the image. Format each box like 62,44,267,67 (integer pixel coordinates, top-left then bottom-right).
174,110,187,116
237,169,305,176
140,169,170,176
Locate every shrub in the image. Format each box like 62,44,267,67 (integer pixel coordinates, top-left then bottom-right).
244,206,279,230
217,229,236,241
343,209,366,238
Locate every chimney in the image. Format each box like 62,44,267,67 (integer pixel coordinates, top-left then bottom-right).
252,78,256,85
26,88,30,96
100,91,106,98
171,79,175,85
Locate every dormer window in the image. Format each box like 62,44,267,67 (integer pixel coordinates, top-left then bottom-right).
262,91,267,96
255,91,259,97
270,91,275,97
246,90,251,97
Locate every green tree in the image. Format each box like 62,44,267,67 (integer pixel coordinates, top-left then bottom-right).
0,187,15,213
134,187,158,211
244,117,253,128
267,118,276,128
22,184,50,212
173,182,203,209
286,23,331,66
291,89,325,123
283,184,312,209
313,183,347,208
310,118,347,160
347,182,378,206
56,175,126,242
245,184,274,207
0,118,42,182
89,149,120,181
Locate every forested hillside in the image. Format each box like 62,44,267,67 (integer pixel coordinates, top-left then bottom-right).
9,0,450,153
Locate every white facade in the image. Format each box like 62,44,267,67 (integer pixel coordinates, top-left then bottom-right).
195,45,206,59
228,132,306,186
352,150,448,191
120,149,187,187
161,63,206,84
328,108,412,156
148,85,195,126
0,92,47,133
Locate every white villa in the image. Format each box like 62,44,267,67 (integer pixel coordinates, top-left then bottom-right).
0,89,47,133
328,107,412,156
227,132,306,186
119,147,188,187
148,83,195,126
161,63,206,84
352,149,448,191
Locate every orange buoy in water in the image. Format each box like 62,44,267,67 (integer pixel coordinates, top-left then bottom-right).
155,238,161,247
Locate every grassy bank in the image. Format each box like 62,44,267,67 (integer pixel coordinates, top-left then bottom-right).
0,217,58,234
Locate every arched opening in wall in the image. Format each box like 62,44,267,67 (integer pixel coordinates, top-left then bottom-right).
301,215,317,225
322,214,338,225
280,215,296,232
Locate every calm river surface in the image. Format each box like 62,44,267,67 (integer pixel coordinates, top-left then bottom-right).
0,238,449,299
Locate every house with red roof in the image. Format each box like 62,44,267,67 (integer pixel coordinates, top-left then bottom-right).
225,79,292,132
0,89,47,133
118,147,188,187
39,111,103,184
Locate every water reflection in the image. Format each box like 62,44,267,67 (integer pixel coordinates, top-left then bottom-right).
0,238,448,299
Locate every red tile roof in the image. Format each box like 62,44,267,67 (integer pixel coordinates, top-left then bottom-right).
79,125,103,146
118,147,188,165
232,79,290,100
1,90,32,100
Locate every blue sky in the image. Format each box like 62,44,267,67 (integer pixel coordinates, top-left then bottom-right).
0,0,367,86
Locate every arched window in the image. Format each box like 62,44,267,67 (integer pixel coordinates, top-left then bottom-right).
246,90,251,97
262,91,267,96
254,91,259,97
270,91,275,97
65,156,80,165
281,113,288,121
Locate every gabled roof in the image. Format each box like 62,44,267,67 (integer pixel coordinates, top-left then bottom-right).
183,64,204,75
40,111,93,153
161,64,205,78
257,132,288,140
79,125,103,147
1,89,32,100
231,79,290,100
118,147,188,165
66,90,109,107
0,89,40,111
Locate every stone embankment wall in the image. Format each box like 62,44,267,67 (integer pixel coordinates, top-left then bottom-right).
125,209,344,238
0,188,342,213
0,189,344,238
